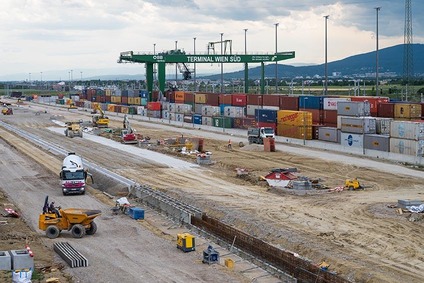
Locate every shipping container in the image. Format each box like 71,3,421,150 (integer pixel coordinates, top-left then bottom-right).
318,127,339,143
340,116,376,134
233,117,257,129
350,96,389,115
256,109,278,123
337,101,371,117
174,91,185,103
262,105,280,111
147,101,161,111
121,96,128,105
137,106,146,116
340,132,364,148
219,94,232,105
390,121,424,140
202,105,221,117
323,110,338,125
224,106,245,118
184,92,194,104
176,103,193,114
219,104,231,115
262,95,280,107
202,117,213,126
377,103,394,118
279,96,299,111
183,115,193,123
298,95,323,110
114,105,121,113
147,110,161,118
394,103,422,119
193,114,202,125
107,104,116,112
323,97,351,110
212,117,233,128
277,110,312,126
246,94,263,106
231,94,247,106
194,93,207,104
206,93,219,106
276,124,312,140
257,121,276,132
304,109,323,124
175,113,184,122
140,90,149,98
375,117,392,135
141,98,148,106
364,134,390,152
390,138,424,156
246,105,262,117
194,104,203,114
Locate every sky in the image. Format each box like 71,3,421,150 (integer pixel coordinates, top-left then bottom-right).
0,0,423,81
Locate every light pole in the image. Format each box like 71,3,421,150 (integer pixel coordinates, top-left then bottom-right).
375,7,381,96
244,28,248,93
193,37,196,91
175,40,178,88
220,33,224,93
274,23,279,93
324,15,329,96
153,43,156,55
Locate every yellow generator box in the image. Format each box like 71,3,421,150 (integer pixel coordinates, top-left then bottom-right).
177,233,195,252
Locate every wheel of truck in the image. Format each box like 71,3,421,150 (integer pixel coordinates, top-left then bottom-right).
348,186,354,191
71,224,86,238
46,225,60,239
85,221,97,235
79,131,83,138
69,131,74,138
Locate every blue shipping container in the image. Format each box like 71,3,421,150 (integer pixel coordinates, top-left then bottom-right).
299,95,324,110
219,104,231,115
128,207,144,220
255,109,277,123
139,90,149,98
193,114,202,125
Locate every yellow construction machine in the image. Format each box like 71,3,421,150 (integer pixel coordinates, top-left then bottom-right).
91,105,109,128
39,196,101,239
64,121,83,138
2,104,13,115
345,178,364,190
68,100,77,109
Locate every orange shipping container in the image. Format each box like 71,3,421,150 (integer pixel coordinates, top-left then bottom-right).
276,124,313,140
174,91,185,103
91,102,100,110
107,104,116,112
394,103,422,119
121,106,129,114
277,110,312,126
350,96,389,115
133,97,141,105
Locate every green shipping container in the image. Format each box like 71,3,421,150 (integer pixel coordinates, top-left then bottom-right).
128,106,137,115
212,117,233,128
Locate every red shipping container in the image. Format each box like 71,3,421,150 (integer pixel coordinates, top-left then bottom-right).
305,108,323,124
262,95,280,107
233,117,256,129
105,95,111,103
115,105,121,113
280,96,299,110
257,121,276,131
152,91,159,102
350,96,389,115
377,103,395,118
246,94,263,106
323,110,337,125
121,96,128,105
184,92,194,104
147,101,161,111
206,93,219,106
219,94,232,105
231,94,247,106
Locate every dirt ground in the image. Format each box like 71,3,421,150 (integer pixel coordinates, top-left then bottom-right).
1,101,424,283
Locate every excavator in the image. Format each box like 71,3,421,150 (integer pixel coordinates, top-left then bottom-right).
121,115,138,144
91,105,109,128
1,104,13,115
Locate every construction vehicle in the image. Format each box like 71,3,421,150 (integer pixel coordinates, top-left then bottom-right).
39,196,101,239
177,233,196,252
121,114,138,144
59,153,92,195
247,127,275,144
345,178,364,190
64,121,83,138
68,100,77,109
91,104,109,128
2,104,13,115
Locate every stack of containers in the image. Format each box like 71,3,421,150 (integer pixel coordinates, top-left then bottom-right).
276,110,313,139
201,105,220,126
393,103,422,120
219,94,232,115
390,121,424,156
279,96,299,111
261,95,280,111
299,95,324,125
193,92,207,125
224,94,246,121
140,90,148,106
104,89,112,103
147,101,161,118
337,101,374,149
121,90,129,105
246,94,263,117
350,96,389,117
323,97,350,127
255,108,277,131
111,89,121,104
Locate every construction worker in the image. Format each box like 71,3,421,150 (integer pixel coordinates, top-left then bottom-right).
227,139,232,150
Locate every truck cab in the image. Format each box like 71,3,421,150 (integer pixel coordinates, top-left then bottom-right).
60,153,87,195
248,127,275,144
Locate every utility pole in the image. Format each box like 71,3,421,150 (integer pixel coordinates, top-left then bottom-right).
403,0,413,101
324,15,329,96
244,28,248,94
274,23,279,93
375,7,381,97
220,33,224,93
193,37,196,91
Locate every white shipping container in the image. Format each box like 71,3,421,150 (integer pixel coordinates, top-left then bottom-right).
337,101,371,117
340,116,376,134
175,113,184,122
323,97,351,110
162,110,170,120
375,117,392,135
318,127,339,143
390,138,424,156
390,121,424,140
224,106,245,118
176,103,192,114
137,106,146,115
194,104,203,115
168,103,176,113
340,132,364,148
202,106,220,117
262,105,280,111
246,105,262,116
202,117,213,126
161,101,170,111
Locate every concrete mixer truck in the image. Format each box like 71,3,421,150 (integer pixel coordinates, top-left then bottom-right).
59,153,92,195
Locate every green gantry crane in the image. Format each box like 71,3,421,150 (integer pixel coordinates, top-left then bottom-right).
118,49,295,101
